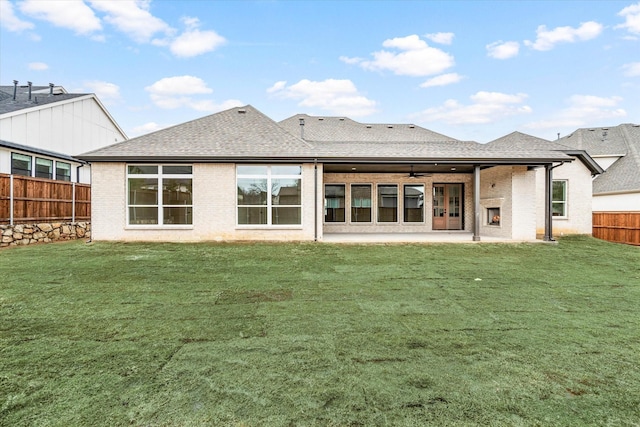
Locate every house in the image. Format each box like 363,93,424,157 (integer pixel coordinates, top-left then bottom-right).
556,124,640,212
487,132,603,237
79,105,600,243
0,81,127,183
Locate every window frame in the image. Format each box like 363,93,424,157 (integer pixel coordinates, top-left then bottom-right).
35,157,53,179
324,184,346,223
126,164,193,228
236,165,303,227
403,184,425,223
552,180,568,218
11,152,32,176
350,183,372,223
55,161,71,181
377,184,398,223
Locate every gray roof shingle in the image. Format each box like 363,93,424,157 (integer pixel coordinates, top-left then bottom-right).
558,124,640,194
79,105,573,164
0,84,87,115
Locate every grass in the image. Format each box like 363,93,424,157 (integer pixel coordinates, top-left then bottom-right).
1,236,639,426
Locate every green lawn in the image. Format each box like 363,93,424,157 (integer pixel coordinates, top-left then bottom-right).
1,236,639,426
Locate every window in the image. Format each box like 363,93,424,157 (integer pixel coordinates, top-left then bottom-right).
56,162,71,181
11,153,32,176
377,184,398,222
552,180,567,217
404,184,424,222
325,184,345,222
127,165,193,226
237,165,301,226
35,158,53,179
351,184,371,222
487,207,501,225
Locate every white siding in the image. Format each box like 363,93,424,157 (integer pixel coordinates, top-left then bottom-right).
593,193,640,212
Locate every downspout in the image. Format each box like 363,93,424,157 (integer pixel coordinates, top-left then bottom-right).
314,158,318,242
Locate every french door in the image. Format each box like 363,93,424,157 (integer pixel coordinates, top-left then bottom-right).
432,184,462,230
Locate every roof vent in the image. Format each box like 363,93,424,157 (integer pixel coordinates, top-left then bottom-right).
318,118,324,121
366,125,372,128
49,83,54,96
339,118,345,121
237,109,246,114
409,125,415,129
387,125,393,129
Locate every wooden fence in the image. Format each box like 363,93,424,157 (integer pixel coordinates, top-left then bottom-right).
0,173,90,225
593,212,640,246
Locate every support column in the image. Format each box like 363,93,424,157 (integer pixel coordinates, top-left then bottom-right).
473,165,481,241
543,164,554,242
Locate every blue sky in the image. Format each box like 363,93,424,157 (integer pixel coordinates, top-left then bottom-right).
1,0,639,142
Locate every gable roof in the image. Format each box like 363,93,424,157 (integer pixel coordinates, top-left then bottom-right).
79,105,316,161
487,131,603,175
79,105,574,165
558,124,640,194
279,114,457,142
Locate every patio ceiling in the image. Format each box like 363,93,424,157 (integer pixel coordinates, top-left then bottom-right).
323,163,477,174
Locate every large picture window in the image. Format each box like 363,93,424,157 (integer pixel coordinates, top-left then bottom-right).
324,184,345,222
351,184,372,223
127,165,193,226
237,165,302,226
552,180,567,217
11,153,32,176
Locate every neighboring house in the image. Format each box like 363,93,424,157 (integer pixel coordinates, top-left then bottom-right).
79,105,599,243
487,132,603,237
0,81,127,183
556,124,640,212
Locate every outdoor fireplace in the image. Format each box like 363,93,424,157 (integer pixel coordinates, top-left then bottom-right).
488,207,501,226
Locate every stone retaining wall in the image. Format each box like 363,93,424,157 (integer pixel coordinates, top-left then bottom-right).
0,222,91,247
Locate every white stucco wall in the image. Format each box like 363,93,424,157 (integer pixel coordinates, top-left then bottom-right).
593,192,640,212
91,162,322,242
535,160,594,236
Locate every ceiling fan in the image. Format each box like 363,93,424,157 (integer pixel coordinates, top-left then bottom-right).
408,165,429,178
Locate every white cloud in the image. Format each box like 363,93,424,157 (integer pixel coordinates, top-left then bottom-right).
524,21,603,51
616,2,640,35
420,73,464,88
412,91,531,125
145,75,241,112
525,95,626,129
20,0,101,35
169,17,226,57
622,62,640,77
28,62,49,71
486,41,520,59
84,80,121,103
348,34,455,77
425,32,454,45
339,55,364,65
88,0,172,43
131,121,168,136
268,78,378,117
0,0,34,31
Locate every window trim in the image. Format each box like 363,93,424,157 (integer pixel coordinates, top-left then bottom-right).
11,152,32,176
236,165,303,228
35,157,54,179
55,161,72,182
377,183,398,224
126,164,193,229
350,183,373,224
324,184,346,223
403,184,425,223
552,179,568,219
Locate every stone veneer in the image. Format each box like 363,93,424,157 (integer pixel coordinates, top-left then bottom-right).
0,222,91,247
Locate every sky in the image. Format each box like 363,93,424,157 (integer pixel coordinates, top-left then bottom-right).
1,0,639,143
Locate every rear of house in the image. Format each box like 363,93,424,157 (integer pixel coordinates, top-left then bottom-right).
80,105,597,243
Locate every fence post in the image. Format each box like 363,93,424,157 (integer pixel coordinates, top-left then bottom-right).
72,182,76,223
10,175,14,226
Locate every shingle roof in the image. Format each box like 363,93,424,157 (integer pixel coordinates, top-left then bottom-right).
486,131,603,175
79,105,573,164
0,139,85,164
558,124,640,194
0,84,87,115
280,114,459,142
80,105,316,160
